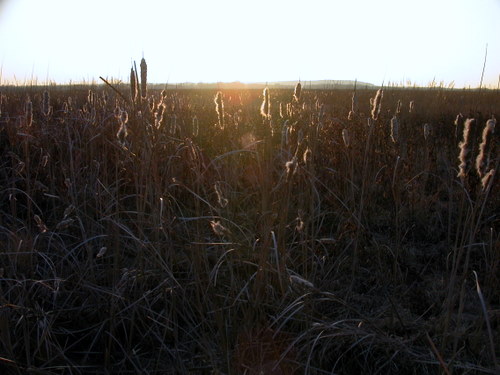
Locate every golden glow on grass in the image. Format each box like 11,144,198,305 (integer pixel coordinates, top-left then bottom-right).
0,0,499,87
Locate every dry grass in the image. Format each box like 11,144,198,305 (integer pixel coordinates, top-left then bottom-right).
0,74,498,374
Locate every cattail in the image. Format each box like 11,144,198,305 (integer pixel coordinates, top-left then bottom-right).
475,118,496,178
390,115,399,143
457,118,474,182
423,123,431,140
371,89,383,120
140,57,147,99
154,103,165,129
42,90,51,117
116,110,129,141
25,98,33,127
130,67,138,102
409,100,415,113
342,128,350,147
454,113,464,139
260,87,270,119
214,91,225,129
293,82,302,102
214,182,228,208
481,169,495,191
303,147,312,165
396,100,402,115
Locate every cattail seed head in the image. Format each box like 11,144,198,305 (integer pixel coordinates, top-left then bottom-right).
260,87,271,119
390,115,399,143
481,168,495,191
140,57,148,99
457,118,474,182
303,147,312,165
475,118,496,178
371,89,383,120
293,82,302,102
214,91,225,129
130,67,138,102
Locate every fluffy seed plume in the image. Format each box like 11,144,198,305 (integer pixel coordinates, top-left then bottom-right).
214,91,225,129
293,82,302,102
116,109,129,142
260,87,271,119
475,118,496,178
140,57,148,99
457,118,474,182
371,89,383,120
481,169,495,191
390,115,399,143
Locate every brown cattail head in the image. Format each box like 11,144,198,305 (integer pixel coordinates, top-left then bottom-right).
457,118,475,182
140,57,148,99
214,91,225,129
130,67,138,103
260,87,271,119
293,82,302,102
371,89,383,120
475,118,496,178
25,98,33,127
42,90,51,117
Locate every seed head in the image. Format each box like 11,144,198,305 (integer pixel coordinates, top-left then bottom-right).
475,118,495,178
390,115,399,143
214,91,225,129
342,128,350,147
140,57,148,99
260,87,271,119
457,118,474,182
371,89,383,121
293,82,302,102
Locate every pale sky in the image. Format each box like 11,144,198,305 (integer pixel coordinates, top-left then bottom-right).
0,0,499,87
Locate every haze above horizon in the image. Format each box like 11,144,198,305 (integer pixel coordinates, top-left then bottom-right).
0,0,499,88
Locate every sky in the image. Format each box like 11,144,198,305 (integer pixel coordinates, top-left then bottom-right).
0,0,499,87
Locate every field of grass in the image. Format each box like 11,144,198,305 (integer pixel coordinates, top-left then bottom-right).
0,62,498,374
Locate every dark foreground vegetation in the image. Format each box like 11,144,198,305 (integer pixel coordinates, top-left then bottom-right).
0,73,498,374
